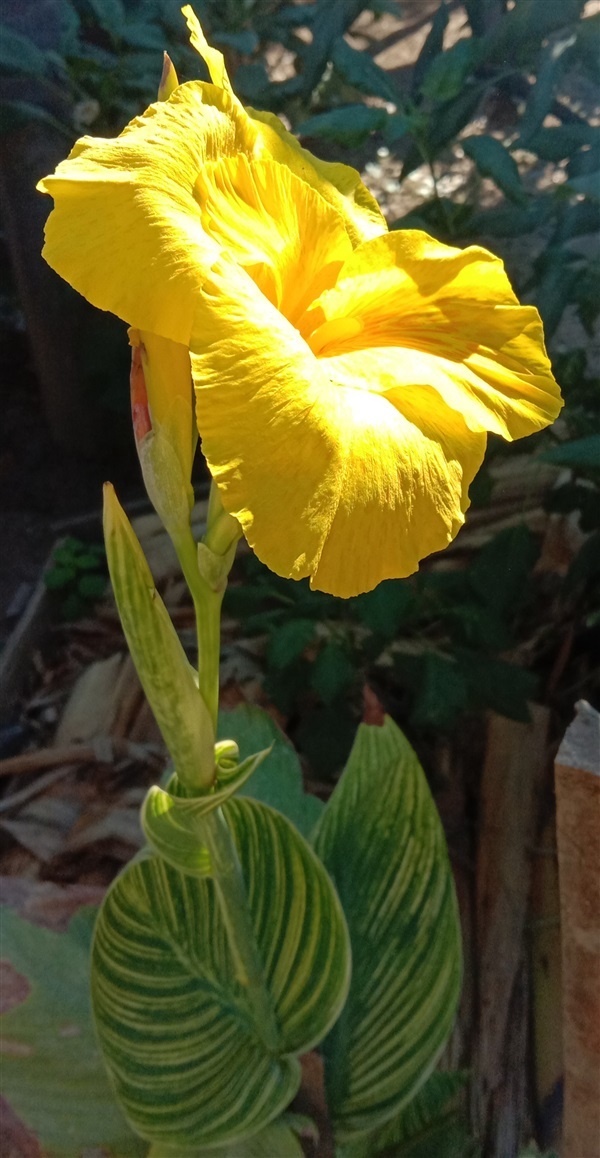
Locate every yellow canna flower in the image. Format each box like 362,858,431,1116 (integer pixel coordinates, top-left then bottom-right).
38,7,562,597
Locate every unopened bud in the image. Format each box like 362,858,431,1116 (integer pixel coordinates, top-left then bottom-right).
128,330,195,540
103,483,215,789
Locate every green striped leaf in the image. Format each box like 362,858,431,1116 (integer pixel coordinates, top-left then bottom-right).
92,797,350,1149
313,716,462,1142
148,1117,304,1156
370,1070,469,1155
0,905,145,1157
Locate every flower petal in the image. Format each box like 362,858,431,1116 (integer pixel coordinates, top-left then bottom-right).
182,4,386,243
191,262,486,597
301,230,563,440
247,107,387,245
182,4,233,93
38,83,241,343
195,153,352,322
38,73,381,341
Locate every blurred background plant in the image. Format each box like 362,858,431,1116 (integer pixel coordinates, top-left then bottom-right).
43,535,107,620
0,2,598,1155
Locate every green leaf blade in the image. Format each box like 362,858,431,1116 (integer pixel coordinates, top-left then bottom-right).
463,134,528,204
313,717,462,1143
218,704,324,837
1,905,146,1156
92,797,350,1148
331,36,397,103
296,105,388,148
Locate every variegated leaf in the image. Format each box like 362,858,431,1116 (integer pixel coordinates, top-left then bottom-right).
313,716,462,1142
148,1117,305,1156
92,797,350,1149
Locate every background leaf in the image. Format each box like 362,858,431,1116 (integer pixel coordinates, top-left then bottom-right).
420,40,478,103
267,618,316,670
463,135,528,204
296,105,388,148
541,435,600,469
411,0,449,97
331,36,397,103
1,905,146,1157
218,704,324,837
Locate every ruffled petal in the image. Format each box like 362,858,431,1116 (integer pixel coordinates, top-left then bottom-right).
190,262,486,597
195,153,352,321
301,231,563,440
247,107,387,245
182,4,233,93
38,83,244,343
38,73,380,342
183,5,386,244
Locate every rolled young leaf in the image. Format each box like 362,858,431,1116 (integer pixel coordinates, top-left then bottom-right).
103,482,214,788
141,747,271,875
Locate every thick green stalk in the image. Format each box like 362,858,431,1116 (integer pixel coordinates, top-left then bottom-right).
174,526,223,732
176,483,279,1048
201,806,281,1053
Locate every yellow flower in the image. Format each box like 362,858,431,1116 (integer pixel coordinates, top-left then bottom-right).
38,7,562,597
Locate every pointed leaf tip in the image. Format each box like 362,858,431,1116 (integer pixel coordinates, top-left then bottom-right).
158,52,179,101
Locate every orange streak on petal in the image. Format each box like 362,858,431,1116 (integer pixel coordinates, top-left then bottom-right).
130,344,152,444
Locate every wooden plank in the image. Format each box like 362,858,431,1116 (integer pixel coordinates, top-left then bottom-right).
473,705,550,1155
555,700,600,1158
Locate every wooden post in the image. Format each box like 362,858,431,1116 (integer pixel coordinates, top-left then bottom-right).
473,705,550,1155
555,701,600,1158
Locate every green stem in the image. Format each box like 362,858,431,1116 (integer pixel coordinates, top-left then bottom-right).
201,806,281,1052
193,579,223,731
173,482,240,735
172,528,222,732
177,484,277,1046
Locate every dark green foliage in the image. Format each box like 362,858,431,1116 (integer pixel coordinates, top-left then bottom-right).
225,516,555,774
542,436,600,471
44,537,107,620
296,105,388,148
462,136,527,205
330,36,397,104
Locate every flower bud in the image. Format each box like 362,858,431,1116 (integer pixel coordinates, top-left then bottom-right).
128,329,196,540
103,482,215,789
